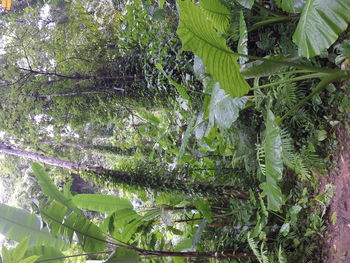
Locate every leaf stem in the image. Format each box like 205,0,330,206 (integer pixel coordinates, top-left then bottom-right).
267,69,316,76
251,73,326,90
276,72,348,125
248,16,293,32
234,52,342,74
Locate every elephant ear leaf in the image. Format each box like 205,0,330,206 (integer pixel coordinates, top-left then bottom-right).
293,0,350,58
208,83,247,129
275,0,305,13
177,0,250,97
199,0,231,33
260,110,284,211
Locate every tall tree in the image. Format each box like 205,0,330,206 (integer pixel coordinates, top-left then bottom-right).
0,142,249,198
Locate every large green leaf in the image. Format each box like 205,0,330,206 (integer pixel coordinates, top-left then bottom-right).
177,115,196,163
8,237,30,263
260,110,284,211
199,0,231,33
238,11,248,65
2,237,29,263
19,256,41,263
293,0,350,58
177,0,250,97
72,194,133,214
31,163,80,213
105,247,140,263
193,199,213,223
208,84,247,128
2,240,41,263
25,246,64,263
109,208,144,242
40,202,106,253
240,56,297,78
0,204,66,248
275,0,305,13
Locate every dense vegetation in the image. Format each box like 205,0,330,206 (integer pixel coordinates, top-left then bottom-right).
0,0,350,262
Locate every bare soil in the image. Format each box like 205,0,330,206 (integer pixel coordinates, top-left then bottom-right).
324,124,350,262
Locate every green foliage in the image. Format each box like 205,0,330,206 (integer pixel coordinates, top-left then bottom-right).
247,233,269,263
177,0,250,97
241,57,293,78
40,202,106,253
32,163,80,213
235,0,255,9
25,246,64,263
293,0,350,58
193,199,213,223
1,238,40,263
275,0,305,13
105,247,140,263
208,84,247,128
260,110,284,211
72,194,133,214
1,0,347,261
0,204,66,249
199,0,231,33
238,10,248,64
32,164,107,253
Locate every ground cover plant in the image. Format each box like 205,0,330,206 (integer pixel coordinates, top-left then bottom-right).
0,0,350,262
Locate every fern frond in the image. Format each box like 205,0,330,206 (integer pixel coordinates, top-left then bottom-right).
247,233,263,263
300,148,325,173
278,246,287,263
247,233,269,263
256,143,266,176
280,83,297,108
260,243,269,263
289,108,311,127
280,129,311,180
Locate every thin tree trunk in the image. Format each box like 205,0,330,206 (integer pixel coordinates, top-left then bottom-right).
0,143,249,198
29,88,125,99
137,249,255,259
0,143,85,170
39,140,135,155
35,249,254,262
18,67,144,82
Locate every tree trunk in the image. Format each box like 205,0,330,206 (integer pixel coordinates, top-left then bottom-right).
137,249,255,259
0,143,249,198
18,67,144,82
30,88,125,100
39,140,135,155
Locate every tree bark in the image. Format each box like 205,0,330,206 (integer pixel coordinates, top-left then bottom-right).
0,143,85,170
0,143,249,198
39,140,135,155
29,88,125,99
137,249,255,259
18,67,144,82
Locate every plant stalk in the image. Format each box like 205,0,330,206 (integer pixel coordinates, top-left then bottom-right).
251,73,326,90
248,16,292,32
276,72,348,124
235,52,342,74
